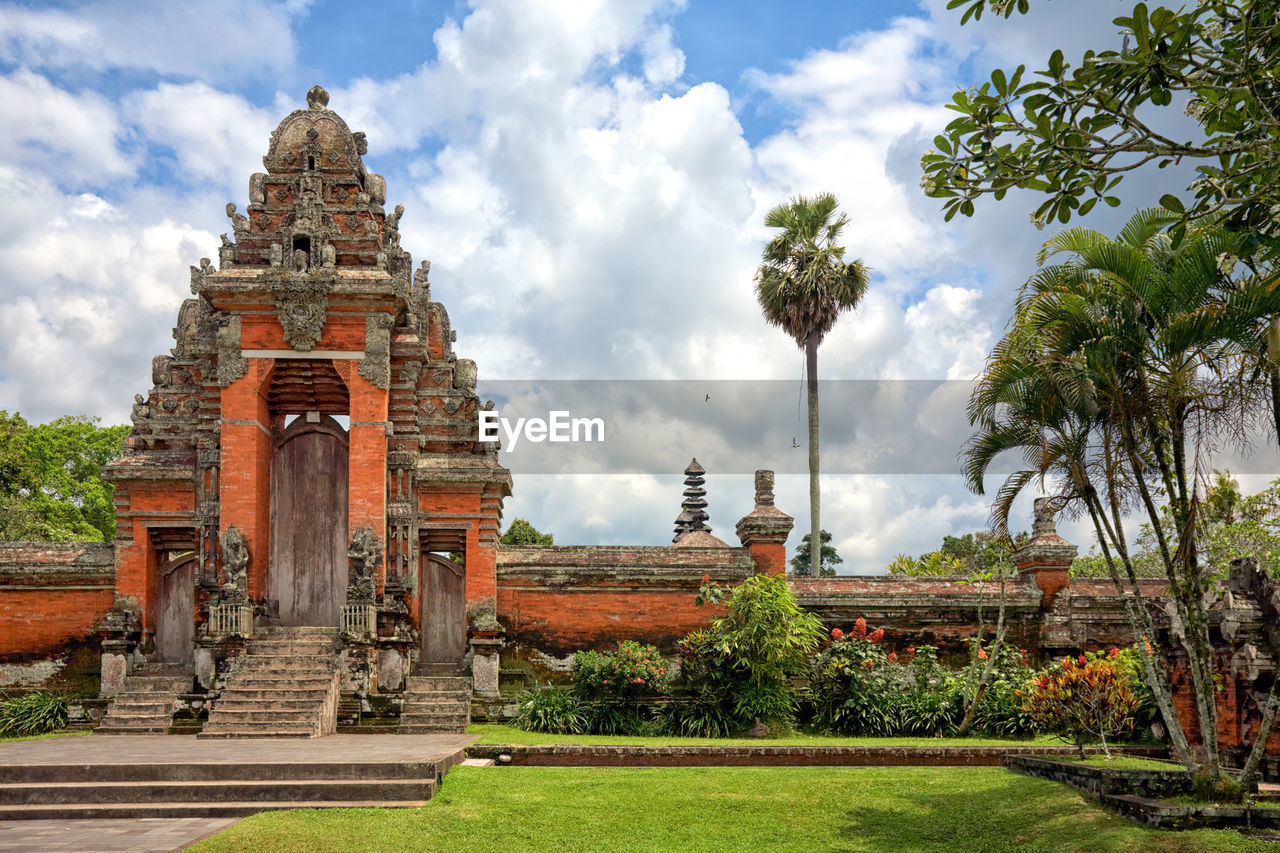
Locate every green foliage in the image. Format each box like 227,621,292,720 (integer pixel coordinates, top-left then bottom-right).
788,529,842,576
926,0,1280,243
499,518,554,546
679,574,825,732
887,530,1026,576
1022,651,1140,756
754,194,870,348
0,412,128,542
0,692,69,737
512,686,587,735
571,641,667,698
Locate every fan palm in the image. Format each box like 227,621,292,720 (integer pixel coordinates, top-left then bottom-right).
755,194,869,577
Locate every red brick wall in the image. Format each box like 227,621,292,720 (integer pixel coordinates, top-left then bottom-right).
496,545,754,663
0,543,114,665
219,358,274,599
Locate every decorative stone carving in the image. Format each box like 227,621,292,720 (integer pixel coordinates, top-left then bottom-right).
347,527,379,604
268,243,283,267
353,131,368,155
219,234,234,268
384,204,404,246
292,249,308,272
270,271,332,352
399,362,421,387
214,315,248,387
306,84,330,110
673,459,710,542
130,394,150,428
198,447,220,468
321,241,335,268
754,469,776,507
358,314,393,389
366,173,386,205
444,398,462,415
151,355,174,387
452,359,477,392
248,172,266,204
219,526,249,605
189,257,215,294
225,203,249,237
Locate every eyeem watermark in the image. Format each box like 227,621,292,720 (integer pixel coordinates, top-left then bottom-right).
479,410,605,450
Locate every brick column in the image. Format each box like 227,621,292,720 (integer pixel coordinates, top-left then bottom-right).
219,358,274,600
1012,497,1077,606
336,361,390,594
735,470,794,577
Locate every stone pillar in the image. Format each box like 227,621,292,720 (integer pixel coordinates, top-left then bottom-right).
735,470,794,577
1012,497,1077,606
470,637,502,698
218,358,274,600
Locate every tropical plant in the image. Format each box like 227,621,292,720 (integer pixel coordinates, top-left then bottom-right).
788,530,842,577
755,194,869,577
924,0,1280,244
571,641,667,735
963,208,1280,777
1022,652,1139,758
0,692,69,737
512,686,587,735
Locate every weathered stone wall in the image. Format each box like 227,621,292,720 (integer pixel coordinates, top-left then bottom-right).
0,542,115,693
496,544,753,676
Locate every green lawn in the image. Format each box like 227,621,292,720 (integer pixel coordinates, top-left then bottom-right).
468,723,1077,748
192,766,1268,852
1068,755,1186,771
0,730,88,744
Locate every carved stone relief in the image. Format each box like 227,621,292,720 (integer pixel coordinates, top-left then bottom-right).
358,314,393,389
270,270,334,352
214,315,249,387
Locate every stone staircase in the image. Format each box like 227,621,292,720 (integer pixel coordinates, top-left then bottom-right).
399,668,471,734
0,756,446,820
96,669,191,735
199,626,341,739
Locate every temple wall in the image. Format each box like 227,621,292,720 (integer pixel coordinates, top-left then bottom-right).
0,542,115,693
495,545,754,675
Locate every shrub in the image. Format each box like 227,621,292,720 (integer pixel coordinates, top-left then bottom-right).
0,692,69,737
512,686,587,735
810,621,918,736
1022,652,1138,757
571,641,667,698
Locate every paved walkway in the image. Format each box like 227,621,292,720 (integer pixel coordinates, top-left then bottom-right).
0,734,475,852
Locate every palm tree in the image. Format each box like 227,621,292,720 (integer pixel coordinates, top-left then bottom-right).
755,194,869,578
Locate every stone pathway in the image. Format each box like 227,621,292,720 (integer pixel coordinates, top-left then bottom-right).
0,817,237,852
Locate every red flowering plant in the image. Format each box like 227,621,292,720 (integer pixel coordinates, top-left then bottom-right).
809,617,913,735
571,640,668,734
1021,653,1139,758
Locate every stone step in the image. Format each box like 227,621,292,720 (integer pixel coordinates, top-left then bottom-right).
94,725,171,735
0,779,434,806
204,710,320,725
217,687,332,701
0,798,431,821
221,674,335,687
403,691,470,703
196,728,318,739
406,676,470,690
212,698,328,712
0,762,442,784
245,640,336,652
399,724,466,734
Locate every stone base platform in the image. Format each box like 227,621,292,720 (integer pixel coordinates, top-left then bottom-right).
466,743,1169,767
0,734,475,821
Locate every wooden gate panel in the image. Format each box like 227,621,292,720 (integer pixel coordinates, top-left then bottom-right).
269,416,349,626
155,555,195,664
421,553,466,666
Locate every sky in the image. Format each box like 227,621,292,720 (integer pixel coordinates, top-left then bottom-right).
0,0,1244,571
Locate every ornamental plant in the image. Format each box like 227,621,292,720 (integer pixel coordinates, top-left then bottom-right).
571,640,668,735
1022,652,1139,758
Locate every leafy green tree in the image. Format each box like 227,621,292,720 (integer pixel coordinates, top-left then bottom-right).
924,0,1280,242
964,209,1280,776
499,518,554,546
0,412,127,542
755,194,870,578
788,529,842,576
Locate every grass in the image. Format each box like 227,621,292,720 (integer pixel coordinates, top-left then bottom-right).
468,723,1080,748
0,730,88,744
1067,755,1185,771
192,766,1270,852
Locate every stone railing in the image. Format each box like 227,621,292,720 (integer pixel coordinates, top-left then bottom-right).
342,604,376,639
209,604,253,638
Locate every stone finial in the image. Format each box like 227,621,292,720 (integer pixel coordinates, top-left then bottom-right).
754,469,775,507
673,458,711,542
306,85,330,110
1032,496,1057,537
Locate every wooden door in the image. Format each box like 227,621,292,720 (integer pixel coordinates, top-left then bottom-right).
155,553,195,663
269,415,349,626
421,553,466,667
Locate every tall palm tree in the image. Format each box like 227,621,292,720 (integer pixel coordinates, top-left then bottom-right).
755,194,869,578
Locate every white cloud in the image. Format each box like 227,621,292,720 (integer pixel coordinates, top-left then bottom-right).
0,0,304,78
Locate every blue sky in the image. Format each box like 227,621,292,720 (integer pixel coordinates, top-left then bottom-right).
0,0,1201,569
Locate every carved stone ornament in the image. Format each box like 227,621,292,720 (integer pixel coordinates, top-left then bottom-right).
189,257,215,294
270,270,334,352
347,527,379,604
219,526,250,605
214,315,249,387
306,85,330,110
358,314,393,389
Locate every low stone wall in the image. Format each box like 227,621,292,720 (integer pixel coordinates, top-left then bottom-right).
0,542,115,693
496,544,753,677
466,743,1169,767
1005,755,1190,799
